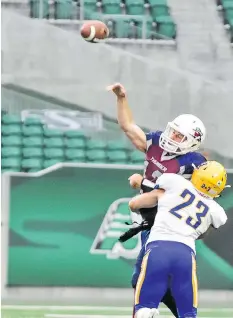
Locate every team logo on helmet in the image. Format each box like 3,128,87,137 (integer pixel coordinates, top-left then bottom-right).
193,127,203,141
90,198,140,259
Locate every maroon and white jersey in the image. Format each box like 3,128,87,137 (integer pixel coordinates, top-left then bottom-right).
144,131,206,182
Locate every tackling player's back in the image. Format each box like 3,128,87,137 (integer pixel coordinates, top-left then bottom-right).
147,173,227,253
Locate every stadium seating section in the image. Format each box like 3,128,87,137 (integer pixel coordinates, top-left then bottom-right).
29,0,176,39
1,113,145,173
216,0,233,43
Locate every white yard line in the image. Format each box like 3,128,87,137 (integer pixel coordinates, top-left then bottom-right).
44,316,233,318
44,316,176,318
45,315,131,318
1,305,156,311
1,305,233,312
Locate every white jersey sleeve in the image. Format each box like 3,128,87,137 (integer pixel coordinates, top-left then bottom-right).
210,204,228,229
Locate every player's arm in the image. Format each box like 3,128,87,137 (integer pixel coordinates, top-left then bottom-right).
107,83,147,152
129,189,164,212
128,174,157,192
211,206,228,229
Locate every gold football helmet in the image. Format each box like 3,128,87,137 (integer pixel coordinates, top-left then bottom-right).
191,161,227,198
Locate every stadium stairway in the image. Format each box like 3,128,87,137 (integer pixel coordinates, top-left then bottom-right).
168,0,233,80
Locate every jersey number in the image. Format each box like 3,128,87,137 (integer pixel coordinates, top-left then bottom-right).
169,189,209,229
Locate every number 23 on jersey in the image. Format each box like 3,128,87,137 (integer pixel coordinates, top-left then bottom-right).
169,189,209,229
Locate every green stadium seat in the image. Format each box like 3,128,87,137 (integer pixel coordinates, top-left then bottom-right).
107,140,129,151
86,139,107,150
55,0,73,19
149,0,167,4
21,158,43,170
2,147,22,158
24,117,43,126
65,138,86,148
22,125,43,136
1,157,21,169
2,114,22,125
84,0,98,19
102,0,122,14
107,150,128,163
155,16,176,39
23,136,43,147
133,16,154,39
44,137,64,148
223,1,233,24
65,149,86,161
43,128,63,137
148,0,169,21
29,0,49,19
86,149,107,162
125,0,144,15
130,150,145,163
215,1,233,44
23,147,43,158
222,0,233,6
44,148,64,159
1,125,22,136
65,130,86,139
43,159,63,168
1,168,21,173
2,136,22,147
114,17,131,38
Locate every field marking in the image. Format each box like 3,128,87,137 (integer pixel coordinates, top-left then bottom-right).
45,315,131,318
44,316,175,318
2,305,233,313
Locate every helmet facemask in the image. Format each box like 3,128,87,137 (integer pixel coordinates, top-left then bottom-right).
159,122,201,155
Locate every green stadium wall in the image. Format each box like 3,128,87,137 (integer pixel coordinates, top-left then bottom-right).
3,164,233,289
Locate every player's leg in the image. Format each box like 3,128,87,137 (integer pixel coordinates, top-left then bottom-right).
171,244,198,318
132,234,148,318
134,242,170,316
133,262,178,318
161,288,179,318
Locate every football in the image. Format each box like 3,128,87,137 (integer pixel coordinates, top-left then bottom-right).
80,20,109,43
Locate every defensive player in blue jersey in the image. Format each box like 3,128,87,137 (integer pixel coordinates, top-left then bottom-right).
107,83,207,317
129,162,228,318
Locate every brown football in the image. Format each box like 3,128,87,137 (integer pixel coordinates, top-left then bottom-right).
80,20,109,42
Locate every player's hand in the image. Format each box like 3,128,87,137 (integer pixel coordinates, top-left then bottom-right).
106,83,126,98
128,174,143,189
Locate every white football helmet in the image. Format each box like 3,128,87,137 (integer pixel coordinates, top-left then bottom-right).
159,114,206,155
